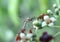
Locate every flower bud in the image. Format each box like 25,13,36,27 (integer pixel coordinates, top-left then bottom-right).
26,29,33,39
32,19,41,30
50,17,56,22
33,20,41,27
48,22,54,27
55,8,59,12
44,15,49,21
20,33,25,39
55,8,59,15
53,4,57,8
47,10,53,14
42,21,47,27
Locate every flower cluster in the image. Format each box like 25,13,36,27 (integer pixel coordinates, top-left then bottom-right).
32,4,60,31
16,17,36,42
16,4,60,42
16,29,34,42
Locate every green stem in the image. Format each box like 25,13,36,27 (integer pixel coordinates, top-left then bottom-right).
51,32,60,42
22,21,27,29
54,32,60,37
52,26,60,28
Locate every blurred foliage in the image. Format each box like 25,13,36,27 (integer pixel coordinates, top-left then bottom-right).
0,0,60,42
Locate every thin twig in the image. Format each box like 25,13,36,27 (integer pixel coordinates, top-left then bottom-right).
52,26,60,28
54,32,60,37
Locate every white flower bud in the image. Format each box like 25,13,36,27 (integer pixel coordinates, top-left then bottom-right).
20,33,25,38
32,20,40,25
33,25,38,32
53,4,57,8
55,8,59,12
26,33,33,39
48,22,54,27
33,25,37,28
32,20,41,31
47,10,52,14
50,17,56,22
44,15,49,21
42,21,47,27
